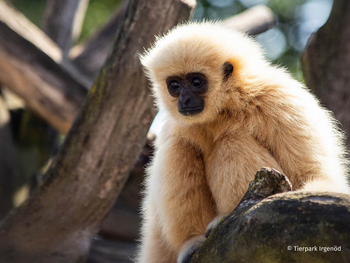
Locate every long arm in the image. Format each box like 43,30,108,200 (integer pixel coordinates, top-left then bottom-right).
138,134,215,263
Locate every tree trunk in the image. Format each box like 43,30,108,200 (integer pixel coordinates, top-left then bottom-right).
87,238,136,263
0,1,195,263
301,0,350,149
190,168,350,263
98,137,154,241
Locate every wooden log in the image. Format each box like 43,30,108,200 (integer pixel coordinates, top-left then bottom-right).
0,1,195,263
0,0,89,133
42,0,89,57
301,0,350,149
190,168,350,263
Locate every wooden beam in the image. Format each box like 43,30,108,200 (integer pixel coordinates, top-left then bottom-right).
220,5,276,35
0,0,89,133
71,0,129,79
42,0,89,57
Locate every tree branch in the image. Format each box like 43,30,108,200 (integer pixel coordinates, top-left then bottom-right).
98,136,154,241
220,5,276,35
42,0,90,57
0,0,89,133
71,0,129,78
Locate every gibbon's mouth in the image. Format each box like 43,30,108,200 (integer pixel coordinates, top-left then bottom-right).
178,106,204,116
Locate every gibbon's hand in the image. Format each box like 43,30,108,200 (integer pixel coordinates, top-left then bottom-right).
205,214,227,238
177,236,206,263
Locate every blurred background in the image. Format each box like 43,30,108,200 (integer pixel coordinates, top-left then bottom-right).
8,0,335,138
8,0,333,81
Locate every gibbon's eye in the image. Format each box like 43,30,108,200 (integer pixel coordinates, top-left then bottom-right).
166,76,183,97
191,78,203,87
169,80,181,90
185,72,208,94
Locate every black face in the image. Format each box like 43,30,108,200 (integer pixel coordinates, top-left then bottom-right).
165,62,234,117
166,72,208,116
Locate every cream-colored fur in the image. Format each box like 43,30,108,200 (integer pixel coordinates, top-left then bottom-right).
137,22,350,263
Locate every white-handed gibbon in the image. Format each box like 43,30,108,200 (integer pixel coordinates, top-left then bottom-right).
137,22,350,263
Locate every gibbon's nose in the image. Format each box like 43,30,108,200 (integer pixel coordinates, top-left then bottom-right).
179,92,191,107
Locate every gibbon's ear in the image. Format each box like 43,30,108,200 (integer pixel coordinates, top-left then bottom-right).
222,62,234,81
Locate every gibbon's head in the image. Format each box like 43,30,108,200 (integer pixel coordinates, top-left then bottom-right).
141,22,267,125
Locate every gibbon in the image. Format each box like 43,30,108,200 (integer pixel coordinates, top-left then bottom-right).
137,22,350,263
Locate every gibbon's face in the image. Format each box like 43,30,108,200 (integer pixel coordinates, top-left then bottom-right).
166,63,234,117
166,72,207,116
141,22,265,125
